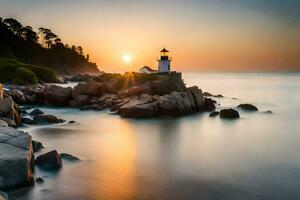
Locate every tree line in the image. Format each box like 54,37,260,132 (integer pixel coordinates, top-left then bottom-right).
0,17,99,74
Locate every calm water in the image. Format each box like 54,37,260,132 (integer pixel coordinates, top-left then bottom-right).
8,73,300,200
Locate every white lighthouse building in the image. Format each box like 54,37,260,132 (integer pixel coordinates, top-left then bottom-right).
158,48,172,73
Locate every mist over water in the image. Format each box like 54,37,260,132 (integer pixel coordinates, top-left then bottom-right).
9,73,300,200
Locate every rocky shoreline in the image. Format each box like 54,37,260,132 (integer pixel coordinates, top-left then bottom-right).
0,73,264,197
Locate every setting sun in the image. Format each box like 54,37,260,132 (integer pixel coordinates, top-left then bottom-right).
122,54,132,64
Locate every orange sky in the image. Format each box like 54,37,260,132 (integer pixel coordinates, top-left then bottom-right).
1,0,300,72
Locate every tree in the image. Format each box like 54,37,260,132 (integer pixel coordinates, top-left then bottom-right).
20,26,38,42
3,18,23,35
77,46,83,55
38,27,58,49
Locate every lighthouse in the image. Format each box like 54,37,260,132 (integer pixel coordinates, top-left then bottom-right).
158,48,172,73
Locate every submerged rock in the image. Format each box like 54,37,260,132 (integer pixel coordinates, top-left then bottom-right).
237,104,258,112
0,127,34,190
60,153,80,161
30,108,44,116
22,117,34,125
32,140,43,152
209,111,220,117
35,150,62,169
35,177,45,184
220,109,240,119
33,114,60,124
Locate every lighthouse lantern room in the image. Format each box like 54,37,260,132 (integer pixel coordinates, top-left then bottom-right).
158,48,171,73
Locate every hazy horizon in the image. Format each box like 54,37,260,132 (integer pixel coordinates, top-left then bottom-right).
1,0,299,72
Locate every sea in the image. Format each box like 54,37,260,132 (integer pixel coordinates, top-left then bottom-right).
8,72,300,200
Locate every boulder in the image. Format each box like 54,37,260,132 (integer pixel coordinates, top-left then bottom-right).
33,114,60,124
237,104,258,112
201,98,216,112
7,89,26,104
0,127,34,190
69,95,91,107
36,177,45,184
149,77,186,95
0,118,17,128
0,120,8,127
119,102,159,118
0,191,8,200
86,80,107,97
30,108,44,116
32,140,43,152
188,86,204,110
220,109,240,119
0,98,13,116
203,92,213,97
209,111,220,117
72,83,88,99
60,153,80,161
35,150,62,169
21,117,35,125
44,85,72,106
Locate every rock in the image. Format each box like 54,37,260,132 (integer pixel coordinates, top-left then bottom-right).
149,77,186,95
209,111,220,117
60,153,80,161
237,104,258,111
201,98,216,112
25,95,37,104
188,86,204,110
0,191,8,200
0,98,13,116
119,102,159,118
44,85,72,106
0,127,34,190
32,140,43,152
36,177,45,184
69,95,91,107
7,89,26,104
128,86,145,96
68,120,76,124
21,117,35,125
33,114,60,124
35,150,62,169
220,109,240,119
203,92,213,97
30,108,44,116
86,80,106,97
0,120,8,127
72,83,88,98
0,118,17,128
263,110,273,114
214,94,224,98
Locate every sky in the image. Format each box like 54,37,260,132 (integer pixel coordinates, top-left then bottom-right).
0,0,300,72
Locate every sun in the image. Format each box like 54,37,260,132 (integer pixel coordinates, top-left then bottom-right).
122,54,132,64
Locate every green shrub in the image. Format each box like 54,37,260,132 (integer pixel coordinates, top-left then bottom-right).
29,66,57,83
0,58,57,84
13,67,38,85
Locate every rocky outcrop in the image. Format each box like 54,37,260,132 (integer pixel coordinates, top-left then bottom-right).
0,127,34,190
237,104,258,111
35,150,62,169
220,109,240,119
44,85,72,106
0,96,21,127
118,86,210,118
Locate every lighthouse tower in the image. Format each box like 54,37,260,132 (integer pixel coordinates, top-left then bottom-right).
158,48,171,73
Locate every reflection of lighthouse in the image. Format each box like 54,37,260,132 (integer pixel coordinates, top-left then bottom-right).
158,48,172,73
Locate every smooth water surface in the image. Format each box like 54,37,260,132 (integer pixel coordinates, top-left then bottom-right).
9,73,300,200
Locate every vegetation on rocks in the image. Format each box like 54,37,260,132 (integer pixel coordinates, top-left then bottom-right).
0,58,57,84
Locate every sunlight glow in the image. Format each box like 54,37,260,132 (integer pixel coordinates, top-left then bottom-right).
122,54,132,64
